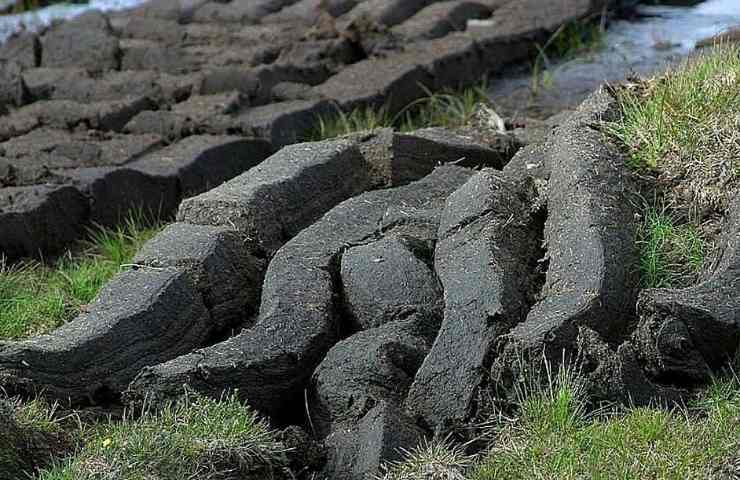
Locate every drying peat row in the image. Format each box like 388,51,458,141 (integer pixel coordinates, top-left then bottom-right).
0,0,632,259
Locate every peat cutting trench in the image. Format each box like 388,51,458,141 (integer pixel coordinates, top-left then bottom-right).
1,0,740,479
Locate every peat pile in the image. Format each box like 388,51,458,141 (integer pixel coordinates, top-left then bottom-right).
1,86,738,478
0,0,633,260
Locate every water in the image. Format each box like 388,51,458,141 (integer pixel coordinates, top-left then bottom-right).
0,0,146,43
487,0,740,119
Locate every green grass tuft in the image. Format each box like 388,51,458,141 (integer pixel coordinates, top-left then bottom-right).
12,397,67,437
471,365,740,480
312,105,395,141
515,359,587,436
637,206,706,289
398,86,489,132
546,20,605,60
530,18,606,96
376,438,475,480
37,393,289,480
0,214,162,340
309,85,490,140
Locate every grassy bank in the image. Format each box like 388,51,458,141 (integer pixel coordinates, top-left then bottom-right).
610,44,740,288
377,362,740,480
471,370,740,479
0,216,162,339
0,393,288,479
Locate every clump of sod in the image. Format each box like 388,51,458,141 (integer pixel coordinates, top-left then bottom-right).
0,214,162,339
608,44,740,288
37,393,290,480
1,401,42,479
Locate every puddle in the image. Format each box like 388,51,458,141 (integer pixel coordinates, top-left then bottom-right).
487,0,740,119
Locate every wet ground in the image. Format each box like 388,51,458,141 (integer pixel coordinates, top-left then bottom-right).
487,0,740,119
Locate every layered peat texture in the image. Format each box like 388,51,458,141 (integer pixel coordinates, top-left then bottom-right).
490,93,641,391
0,125,509,404
0,0,629,259
405,167,546,434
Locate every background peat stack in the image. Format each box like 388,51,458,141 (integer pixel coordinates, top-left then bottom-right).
0,0,631,260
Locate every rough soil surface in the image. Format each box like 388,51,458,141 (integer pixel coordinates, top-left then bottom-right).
0,0,631,259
